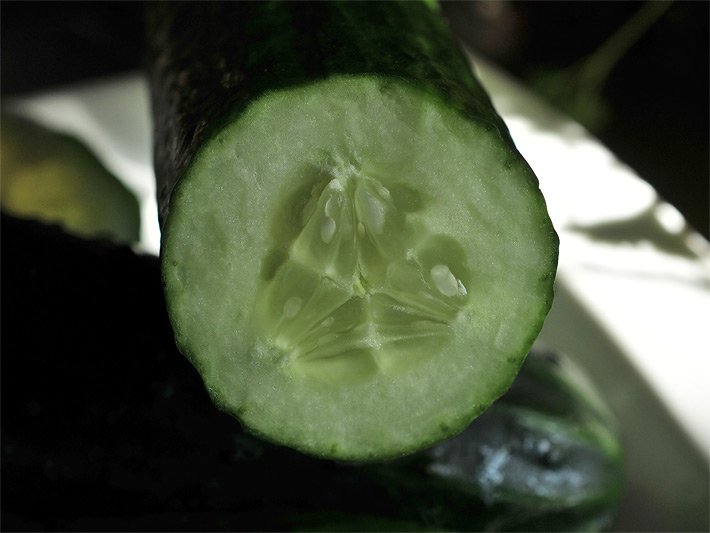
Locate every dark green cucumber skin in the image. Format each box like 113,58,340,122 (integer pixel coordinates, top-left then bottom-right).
148,1,522,226
1,215,616,532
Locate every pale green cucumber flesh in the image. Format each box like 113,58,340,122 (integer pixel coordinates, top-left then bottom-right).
162,76,557,460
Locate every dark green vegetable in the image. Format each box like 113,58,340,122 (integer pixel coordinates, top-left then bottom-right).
1,215,616,532
0,113,140,243
148,0,558,460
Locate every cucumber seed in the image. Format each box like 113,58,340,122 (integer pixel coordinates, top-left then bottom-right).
431,264,463,297
283,296,302,318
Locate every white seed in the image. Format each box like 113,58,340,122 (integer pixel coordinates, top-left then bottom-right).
283,296,302,318
323,192,343,218
324,197,334,217
363,191,385,233
327,178,344,192
430,264,460,297
321,216,336,244
457,279,468,296
377,185,391,200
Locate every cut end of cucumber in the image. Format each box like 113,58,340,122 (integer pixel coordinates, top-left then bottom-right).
162,75,558,460
254,169,470,385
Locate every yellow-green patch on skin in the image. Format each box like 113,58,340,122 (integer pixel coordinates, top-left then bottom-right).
1,114,140,243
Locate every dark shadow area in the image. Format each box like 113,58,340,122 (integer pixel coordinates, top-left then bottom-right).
0,2,145,95
567,200,704,260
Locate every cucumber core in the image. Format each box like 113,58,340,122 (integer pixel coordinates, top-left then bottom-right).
255,170,469,384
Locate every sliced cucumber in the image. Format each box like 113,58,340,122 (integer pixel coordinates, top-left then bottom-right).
150,2,558,460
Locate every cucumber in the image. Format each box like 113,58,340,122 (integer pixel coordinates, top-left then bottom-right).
417,346,623,531
1,215,618,532
0,113,140,243
148,1,558,459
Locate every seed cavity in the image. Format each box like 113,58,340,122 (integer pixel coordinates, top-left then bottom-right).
257,171,470,384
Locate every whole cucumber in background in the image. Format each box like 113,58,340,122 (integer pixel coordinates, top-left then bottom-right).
148,0,558,460
1,216,618,532
0,113,140,243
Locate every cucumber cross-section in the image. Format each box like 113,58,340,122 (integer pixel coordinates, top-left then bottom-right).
255,169,470,383
151,2,558,460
